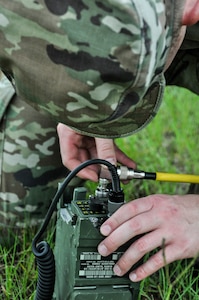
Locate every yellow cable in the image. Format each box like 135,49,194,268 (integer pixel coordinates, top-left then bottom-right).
156,172,199,184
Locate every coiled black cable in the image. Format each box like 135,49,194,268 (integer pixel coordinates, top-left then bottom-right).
34,241,55,300
32,159,121,300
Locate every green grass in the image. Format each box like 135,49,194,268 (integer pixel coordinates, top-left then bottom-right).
116,86,199,198
0,232,36,299
0,86,199,299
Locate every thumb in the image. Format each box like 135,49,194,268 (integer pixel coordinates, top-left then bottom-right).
95,138,116,166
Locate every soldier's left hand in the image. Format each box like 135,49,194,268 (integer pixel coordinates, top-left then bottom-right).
57,123,136,181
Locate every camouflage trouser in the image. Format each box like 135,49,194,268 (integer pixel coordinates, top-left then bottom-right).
0,93,79,233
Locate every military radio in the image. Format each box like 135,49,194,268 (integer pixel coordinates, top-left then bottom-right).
32,159,140,300
53,179,140,300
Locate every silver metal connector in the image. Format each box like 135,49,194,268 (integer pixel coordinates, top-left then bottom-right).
95,178,109,200
117,166,145,180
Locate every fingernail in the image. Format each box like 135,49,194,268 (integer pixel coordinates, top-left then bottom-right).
129,272,137,282
100,224,111,236
98,244,108,256
113,265,122,276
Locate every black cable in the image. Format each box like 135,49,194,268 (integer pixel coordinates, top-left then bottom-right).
32,159,120,247
33,241,55,300
32,159,121,300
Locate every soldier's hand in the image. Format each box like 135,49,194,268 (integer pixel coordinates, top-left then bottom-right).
57,123,99,181
57,123,136,181
98,194,199,281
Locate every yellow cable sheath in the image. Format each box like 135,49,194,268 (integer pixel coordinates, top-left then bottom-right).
156,172,199,184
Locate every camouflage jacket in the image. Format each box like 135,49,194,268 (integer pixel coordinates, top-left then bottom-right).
0,0,198,138
165,23,199,95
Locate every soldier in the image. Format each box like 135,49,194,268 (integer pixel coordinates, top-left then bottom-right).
0,0,199,280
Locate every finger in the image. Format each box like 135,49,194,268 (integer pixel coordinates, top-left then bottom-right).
100,196,154,236
61,139,99,181
67,158,99,181
111,229,166,278
129,243,180,282
57,123,78,166
114,144,137,169
98,207,160,257
95,138,137,168
95,138,116,165
57,124,99,180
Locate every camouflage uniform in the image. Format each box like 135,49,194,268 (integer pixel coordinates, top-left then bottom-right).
0,73,84,244
0,74,73,244
0,0,185,138
0,2,198,239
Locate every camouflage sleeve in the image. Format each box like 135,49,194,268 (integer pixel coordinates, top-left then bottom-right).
165,22,199,95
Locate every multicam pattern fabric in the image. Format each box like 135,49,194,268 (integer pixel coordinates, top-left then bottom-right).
0,0,184,138
0,75,70,228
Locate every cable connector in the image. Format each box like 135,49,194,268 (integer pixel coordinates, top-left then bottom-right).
108,190,124,216
117,166,145,180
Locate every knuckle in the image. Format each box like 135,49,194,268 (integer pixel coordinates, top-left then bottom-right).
135,238,148,254
127,201,138,215
129,219,142,233
106,234,118,252
118,255,131,272
106,218,118,230
150,194,165,204
136,253,164,280
153,253,164,268
136,265,148,278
